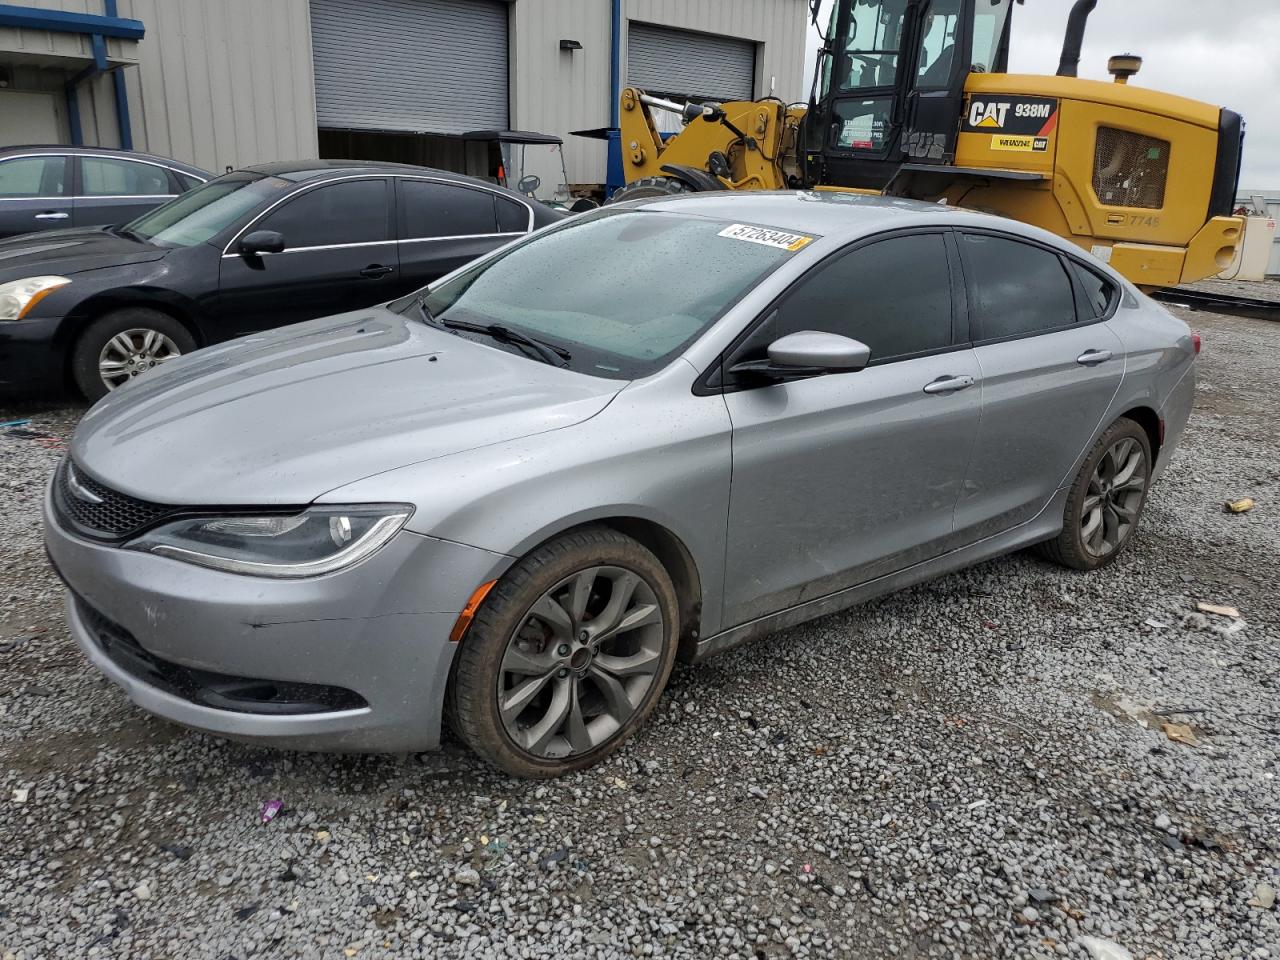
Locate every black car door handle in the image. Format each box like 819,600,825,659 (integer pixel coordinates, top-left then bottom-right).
360,264,394,278
923,374,976,395
1077,349,1113,366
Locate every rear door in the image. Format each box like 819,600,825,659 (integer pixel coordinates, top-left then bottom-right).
0,155,73,237
213,177,397,338
953,230,1125,541
393,177,528,294
73,155,176,227
721,230,981,628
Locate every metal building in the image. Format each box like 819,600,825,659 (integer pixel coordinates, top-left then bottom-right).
1,0,807,192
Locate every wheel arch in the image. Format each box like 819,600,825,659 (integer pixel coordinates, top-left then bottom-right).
516,515,704,661
61,294,206,389
1117,405,1162,461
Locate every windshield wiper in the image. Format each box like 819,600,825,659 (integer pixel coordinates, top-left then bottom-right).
438,318,571,367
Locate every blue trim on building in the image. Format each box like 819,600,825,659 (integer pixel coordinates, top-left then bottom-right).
103,0,134,148
606,0,623,197
0,2,143,39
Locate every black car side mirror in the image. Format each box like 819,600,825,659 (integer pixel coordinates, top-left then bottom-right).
240,230,285,257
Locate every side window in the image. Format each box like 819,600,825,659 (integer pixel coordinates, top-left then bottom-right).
916,0,962,86
80,157,172,197
0,156,67,198
172,171,204,192
495,195,529,233
775,233,954,362
397,180,498,239
259,179,391,248
959,234,1076,340
1072,262,1117,320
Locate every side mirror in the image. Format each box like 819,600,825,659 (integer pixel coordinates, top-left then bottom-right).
730,330,871,381
517,175,541,195
239,229,285,256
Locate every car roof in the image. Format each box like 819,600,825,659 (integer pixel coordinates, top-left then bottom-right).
0,144,210,177
617,190,1063,248
239,159,525,195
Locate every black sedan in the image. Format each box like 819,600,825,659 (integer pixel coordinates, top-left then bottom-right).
0,160,563,399
0,145,209,239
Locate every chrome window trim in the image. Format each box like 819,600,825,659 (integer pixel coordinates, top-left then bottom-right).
221,174,395,256
0,151,208,201
399,231,523,244
220,239,397,259
393,174,536,236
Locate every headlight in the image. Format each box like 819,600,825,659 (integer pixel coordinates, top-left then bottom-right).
126,505,412,578
0,276,71,321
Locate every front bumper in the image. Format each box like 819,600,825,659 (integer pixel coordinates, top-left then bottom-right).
44,490,510,752
0,316,70,397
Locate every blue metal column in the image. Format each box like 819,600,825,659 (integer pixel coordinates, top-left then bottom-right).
103,0,133,148
65,33,107,146
606,0,623,197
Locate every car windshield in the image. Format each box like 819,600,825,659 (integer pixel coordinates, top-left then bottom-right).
124,172,293,247
403,209,811,379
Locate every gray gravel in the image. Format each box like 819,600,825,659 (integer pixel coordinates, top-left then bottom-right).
1,305,1278,959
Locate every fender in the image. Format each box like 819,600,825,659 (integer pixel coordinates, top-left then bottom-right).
659,164,727,192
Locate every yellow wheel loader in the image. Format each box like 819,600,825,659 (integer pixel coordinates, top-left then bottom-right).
611,0,1245,287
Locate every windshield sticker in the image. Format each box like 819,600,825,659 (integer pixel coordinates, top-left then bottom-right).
718,224,814,252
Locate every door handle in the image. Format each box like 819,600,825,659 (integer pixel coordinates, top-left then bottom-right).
923,374,975,395
359,264,394,278
34,212,69,221
1076,349,1113,366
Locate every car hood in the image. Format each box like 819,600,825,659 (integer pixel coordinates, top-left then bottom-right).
0,226,166,277
71,307,624,505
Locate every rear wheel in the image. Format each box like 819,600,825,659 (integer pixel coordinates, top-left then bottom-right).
448,526,679,778
609,176,694,204
1036,417,1152,570
71,308,195,401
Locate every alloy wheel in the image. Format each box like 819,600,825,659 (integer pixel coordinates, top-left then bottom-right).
1081,436,1146,558
496,565,666,759
98,328,182,391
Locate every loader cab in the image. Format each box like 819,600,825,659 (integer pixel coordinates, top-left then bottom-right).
807,0,1014,189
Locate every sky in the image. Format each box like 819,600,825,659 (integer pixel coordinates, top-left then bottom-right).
804,0,1280,189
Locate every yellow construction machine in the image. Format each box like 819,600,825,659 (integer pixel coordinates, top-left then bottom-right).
611,0,1245,287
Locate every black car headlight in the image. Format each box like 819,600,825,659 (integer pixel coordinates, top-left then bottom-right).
126,505,412,578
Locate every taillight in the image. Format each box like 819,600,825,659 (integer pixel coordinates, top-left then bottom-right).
1192,332,1202,355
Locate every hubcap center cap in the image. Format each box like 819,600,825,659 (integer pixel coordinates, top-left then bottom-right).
568,647,592,671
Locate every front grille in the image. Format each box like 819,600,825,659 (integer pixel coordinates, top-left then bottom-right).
1093,126,1170,210
76,596,367,716
53,458,173,541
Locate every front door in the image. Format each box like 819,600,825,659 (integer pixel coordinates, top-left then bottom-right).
721,231,981,628
213,177,398,339
0,155,73,238
952,230,1126,541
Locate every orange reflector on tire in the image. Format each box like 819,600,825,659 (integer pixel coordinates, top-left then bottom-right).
449,580,497,643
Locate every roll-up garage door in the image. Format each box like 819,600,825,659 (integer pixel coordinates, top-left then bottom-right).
310,0,508,134
627,22,756,101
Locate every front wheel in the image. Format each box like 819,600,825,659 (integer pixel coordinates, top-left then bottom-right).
71,308,196,401
448,526,679,778
1036,417,1153,570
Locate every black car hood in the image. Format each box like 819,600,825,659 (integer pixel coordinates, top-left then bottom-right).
0,227,167,278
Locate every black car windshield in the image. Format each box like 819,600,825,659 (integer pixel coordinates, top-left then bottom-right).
402,209,812,379
125,172,293,247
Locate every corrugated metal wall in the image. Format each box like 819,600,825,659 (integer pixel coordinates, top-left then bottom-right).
513,0,807,185
115,0,318,173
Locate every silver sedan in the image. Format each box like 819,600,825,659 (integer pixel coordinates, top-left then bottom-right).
43,192,1196,777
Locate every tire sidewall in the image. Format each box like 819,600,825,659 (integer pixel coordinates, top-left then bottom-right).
1063,419,1153,570
451,530,680,778
71,308,196,401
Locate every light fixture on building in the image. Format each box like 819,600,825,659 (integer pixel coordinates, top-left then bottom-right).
559,39,582,52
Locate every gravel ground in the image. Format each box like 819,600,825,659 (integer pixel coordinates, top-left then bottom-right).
1,306,1277,960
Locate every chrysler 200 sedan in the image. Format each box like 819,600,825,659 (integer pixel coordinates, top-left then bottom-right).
43,192,1196,778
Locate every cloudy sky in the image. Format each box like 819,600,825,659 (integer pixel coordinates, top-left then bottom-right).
805,0,1280,188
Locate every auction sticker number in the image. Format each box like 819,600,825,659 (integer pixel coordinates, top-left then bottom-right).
718,224,814,252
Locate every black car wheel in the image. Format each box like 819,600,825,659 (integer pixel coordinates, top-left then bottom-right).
448,526,680,778
71,308,196,401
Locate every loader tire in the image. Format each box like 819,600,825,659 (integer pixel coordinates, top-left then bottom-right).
609,176,694,204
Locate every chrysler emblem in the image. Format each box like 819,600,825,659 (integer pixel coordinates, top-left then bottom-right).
66,465,104,504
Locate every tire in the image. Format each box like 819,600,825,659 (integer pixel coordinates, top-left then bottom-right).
71,308,196,401
1036,417,1153,571
448,526,680,778
608,176,695,204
